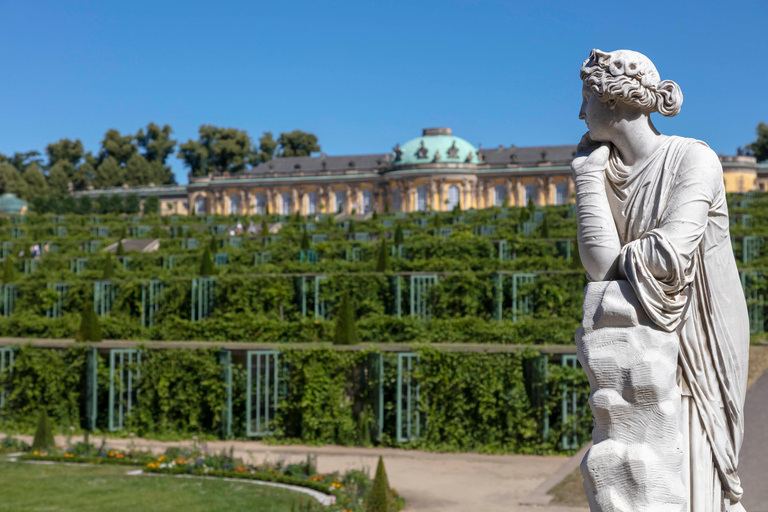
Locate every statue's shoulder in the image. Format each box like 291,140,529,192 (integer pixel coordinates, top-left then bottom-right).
675,137,723,182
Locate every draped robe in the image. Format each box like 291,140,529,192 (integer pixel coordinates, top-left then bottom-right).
605,136,749,511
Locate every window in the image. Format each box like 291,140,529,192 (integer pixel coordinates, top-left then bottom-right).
392,189,401,212
524,184,537,206
253,193,265,215
361,189,372,214
306,191,318,215
281,192,292,215
334,190,345,213
416,185,427,212
555,183,567,205
447,185,460,210
195,196,206,215
494,185,505,207
228,193,240,215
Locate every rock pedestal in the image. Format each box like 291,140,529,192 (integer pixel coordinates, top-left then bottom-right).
576,280,685,512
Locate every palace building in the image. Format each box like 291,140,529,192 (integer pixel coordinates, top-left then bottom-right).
73,128,768,215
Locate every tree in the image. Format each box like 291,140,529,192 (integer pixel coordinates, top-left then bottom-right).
9,151,43,172
136,123,176,185
47,161,72,195
332,289,358,345
46,139,84,168
178,125,252,176
32,409,55,451
261,219,269,235
375,239,388,272
22,163,49,202
100,129,137,165
747,122,768,162
124,153,153,186
366,456,392,512
76,301,102,342
255,132,278,163
124,194,141,214
76,196,93,215
0,162,29,199
278,130,320,157
116,239,125,256
538,217,550,238
143,196,159,215
394,224,404,245
94,156,123,188
200,246,215,276
300,227,310,251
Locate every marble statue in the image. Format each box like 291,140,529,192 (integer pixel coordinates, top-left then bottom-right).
573,49,750,512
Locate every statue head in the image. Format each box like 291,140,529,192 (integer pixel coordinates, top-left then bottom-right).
579,49,683,141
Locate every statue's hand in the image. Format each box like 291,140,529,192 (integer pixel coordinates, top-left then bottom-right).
572,133,610,177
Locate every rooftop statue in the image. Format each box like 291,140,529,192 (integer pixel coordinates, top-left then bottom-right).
573,49,749,512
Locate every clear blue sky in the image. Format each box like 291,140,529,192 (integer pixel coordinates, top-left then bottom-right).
1,0,766,184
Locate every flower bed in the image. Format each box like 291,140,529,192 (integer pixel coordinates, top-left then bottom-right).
0,435,30,454
17,442,405,511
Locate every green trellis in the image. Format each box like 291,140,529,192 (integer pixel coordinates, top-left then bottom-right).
214,253,229,266
410,274,438,321
70,257,88,274
191,277,216,321
741,270,765,333
85,348,98,431
561,354,580,450
94,281,117,317
46,283,68,318
246,350,280,437
494,273,536,322
254,252,272,266
742,236,764,264
369,352,384,440
141,279,164,328
219,349,233,439
108,349,141,432
524,353,549,439
396,353,421,443
0,284,18,317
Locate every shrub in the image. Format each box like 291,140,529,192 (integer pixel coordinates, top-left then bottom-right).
32,410,55,450
102,253,114,279
332,289,358,345
375,239,388,272
2,256,13,284
199,246,214,276
116,239,125,256
367,456,391,512
76,301,101,342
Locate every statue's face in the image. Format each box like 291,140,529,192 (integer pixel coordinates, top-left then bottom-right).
579,84,615,142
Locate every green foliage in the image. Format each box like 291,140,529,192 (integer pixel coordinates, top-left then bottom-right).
76,301,101,342
116,239,125,256
332,290,358,345
300,228,310,251
367,456,391,512
747,122,768,162
32,409,55,450
255,132,278,163
178,125,252,176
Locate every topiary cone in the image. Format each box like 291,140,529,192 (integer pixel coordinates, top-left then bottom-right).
32,409,55,451
366,456,391,512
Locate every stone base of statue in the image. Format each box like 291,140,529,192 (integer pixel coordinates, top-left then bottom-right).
576,280,686,512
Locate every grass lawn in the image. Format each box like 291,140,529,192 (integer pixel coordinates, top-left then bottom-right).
0,461,305,511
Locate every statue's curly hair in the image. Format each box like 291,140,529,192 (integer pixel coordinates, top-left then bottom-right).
580,49,683,117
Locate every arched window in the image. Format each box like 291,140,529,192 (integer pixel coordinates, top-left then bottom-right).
253,193,265,215
392,189,401,212
361,189,373,214
524,184,537,207
334,190,345,213
306,191,318,215
447,185,460,210
228,193,240,215
555,183,567,205
416,185,427,212
195,196,206,215
494,185,505,207
281,192,292,215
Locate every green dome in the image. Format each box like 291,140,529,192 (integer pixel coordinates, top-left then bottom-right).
0,193,28,215
393,128,479,166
